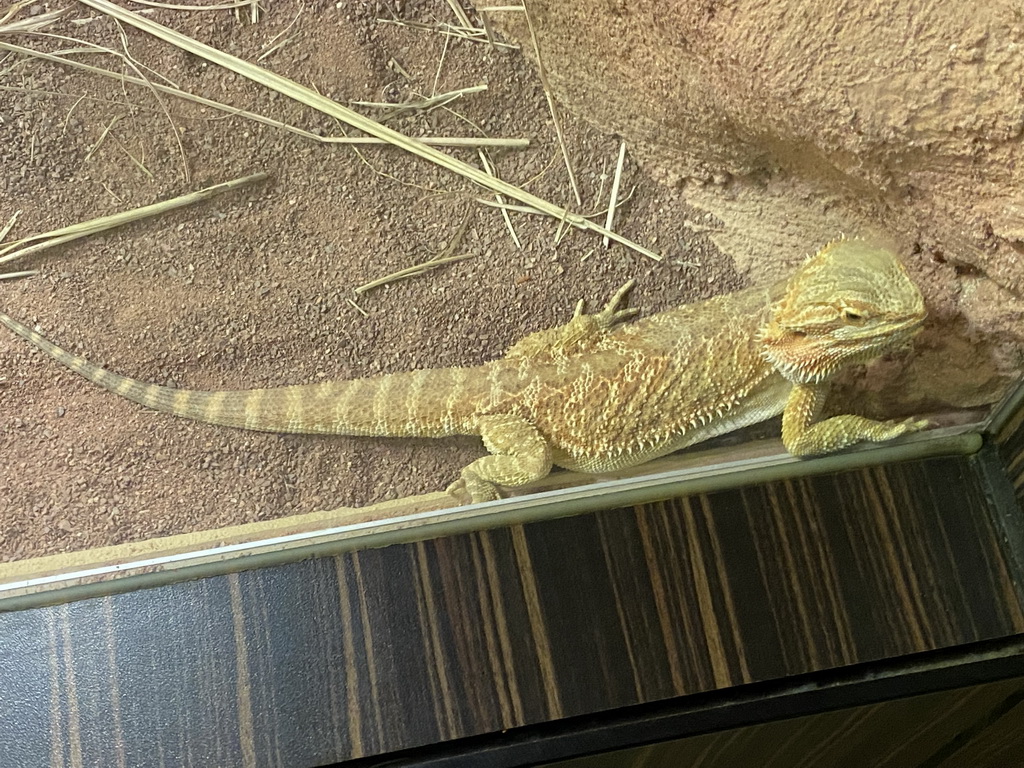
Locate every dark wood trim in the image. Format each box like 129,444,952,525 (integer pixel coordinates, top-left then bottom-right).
333,635,1024,768
992,378,1024,511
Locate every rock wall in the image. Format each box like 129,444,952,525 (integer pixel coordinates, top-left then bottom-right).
486,0,1024,411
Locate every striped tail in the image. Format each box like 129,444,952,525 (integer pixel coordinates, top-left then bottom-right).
1,312,492,438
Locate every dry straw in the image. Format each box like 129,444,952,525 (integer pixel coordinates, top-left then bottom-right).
0,41,526,149
355,214,474,294
522,0,581,206
77,0,661,261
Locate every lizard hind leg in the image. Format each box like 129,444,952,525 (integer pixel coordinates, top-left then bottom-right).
593,278,639,328
506,279,640,360
445,414,553,504
566,278,639,337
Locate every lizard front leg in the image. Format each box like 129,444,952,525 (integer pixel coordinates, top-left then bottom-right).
782,383,928,456
506,279,638,359
445,414,553,503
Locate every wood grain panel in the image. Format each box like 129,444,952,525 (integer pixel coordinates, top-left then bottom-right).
0,454,1022,766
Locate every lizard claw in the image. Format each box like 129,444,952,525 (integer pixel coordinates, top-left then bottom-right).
596,279,639,329
900,416,931,434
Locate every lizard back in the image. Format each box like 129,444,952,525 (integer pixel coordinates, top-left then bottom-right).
485,285,790,473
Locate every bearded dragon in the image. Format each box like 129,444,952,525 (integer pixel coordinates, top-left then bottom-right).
1,237,927,504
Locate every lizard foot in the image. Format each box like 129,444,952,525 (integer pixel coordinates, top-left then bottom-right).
445,477,502,505
878,416,931,440
445,416,552,504
783,385,932,455
574,279,639,330
506,280,640,360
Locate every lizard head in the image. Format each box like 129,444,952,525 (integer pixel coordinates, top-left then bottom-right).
760,238,926,384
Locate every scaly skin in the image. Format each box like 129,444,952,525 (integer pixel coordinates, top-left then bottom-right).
1,237,927,503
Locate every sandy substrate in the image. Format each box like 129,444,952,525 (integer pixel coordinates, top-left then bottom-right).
0,0,740,560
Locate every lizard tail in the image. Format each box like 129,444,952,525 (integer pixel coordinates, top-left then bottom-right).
1,313,487,438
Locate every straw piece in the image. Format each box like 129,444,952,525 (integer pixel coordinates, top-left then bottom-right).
129,0,257,9
376,18,519,50
100,181,123,204
603,140,627,248
431,31,451,97
114,138,154,179
0,1,65,32
0,211,20,242
445,0,473,29
104,22,190,180
0,172,269,265
0,270,38,280
84,114,123,162
346,297,369,317
351,84,487,119
553,206,571,247
355,214,473,294
479,12,497,49
476,190,636,220
354,254,472,295
329,136,527,147
478,151,522,250
474,198,543,216
62,92,87,131
387,57,412,80
257,8,301,62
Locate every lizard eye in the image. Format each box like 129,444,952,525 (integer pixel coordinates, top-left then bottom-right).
842,308,867,324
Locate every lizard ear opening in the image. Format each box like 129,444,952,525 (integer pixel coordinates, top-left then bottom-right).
761,319,810,347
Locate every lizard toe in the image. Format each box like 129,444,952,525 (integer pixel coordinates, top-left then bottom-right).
880,417,929,440
444,479,473,505
900,416,931,434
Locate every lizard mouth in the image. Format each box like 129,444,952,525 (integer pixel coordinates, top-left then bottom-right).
797,314,926,381
832,317,925,366
847,313,925,343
